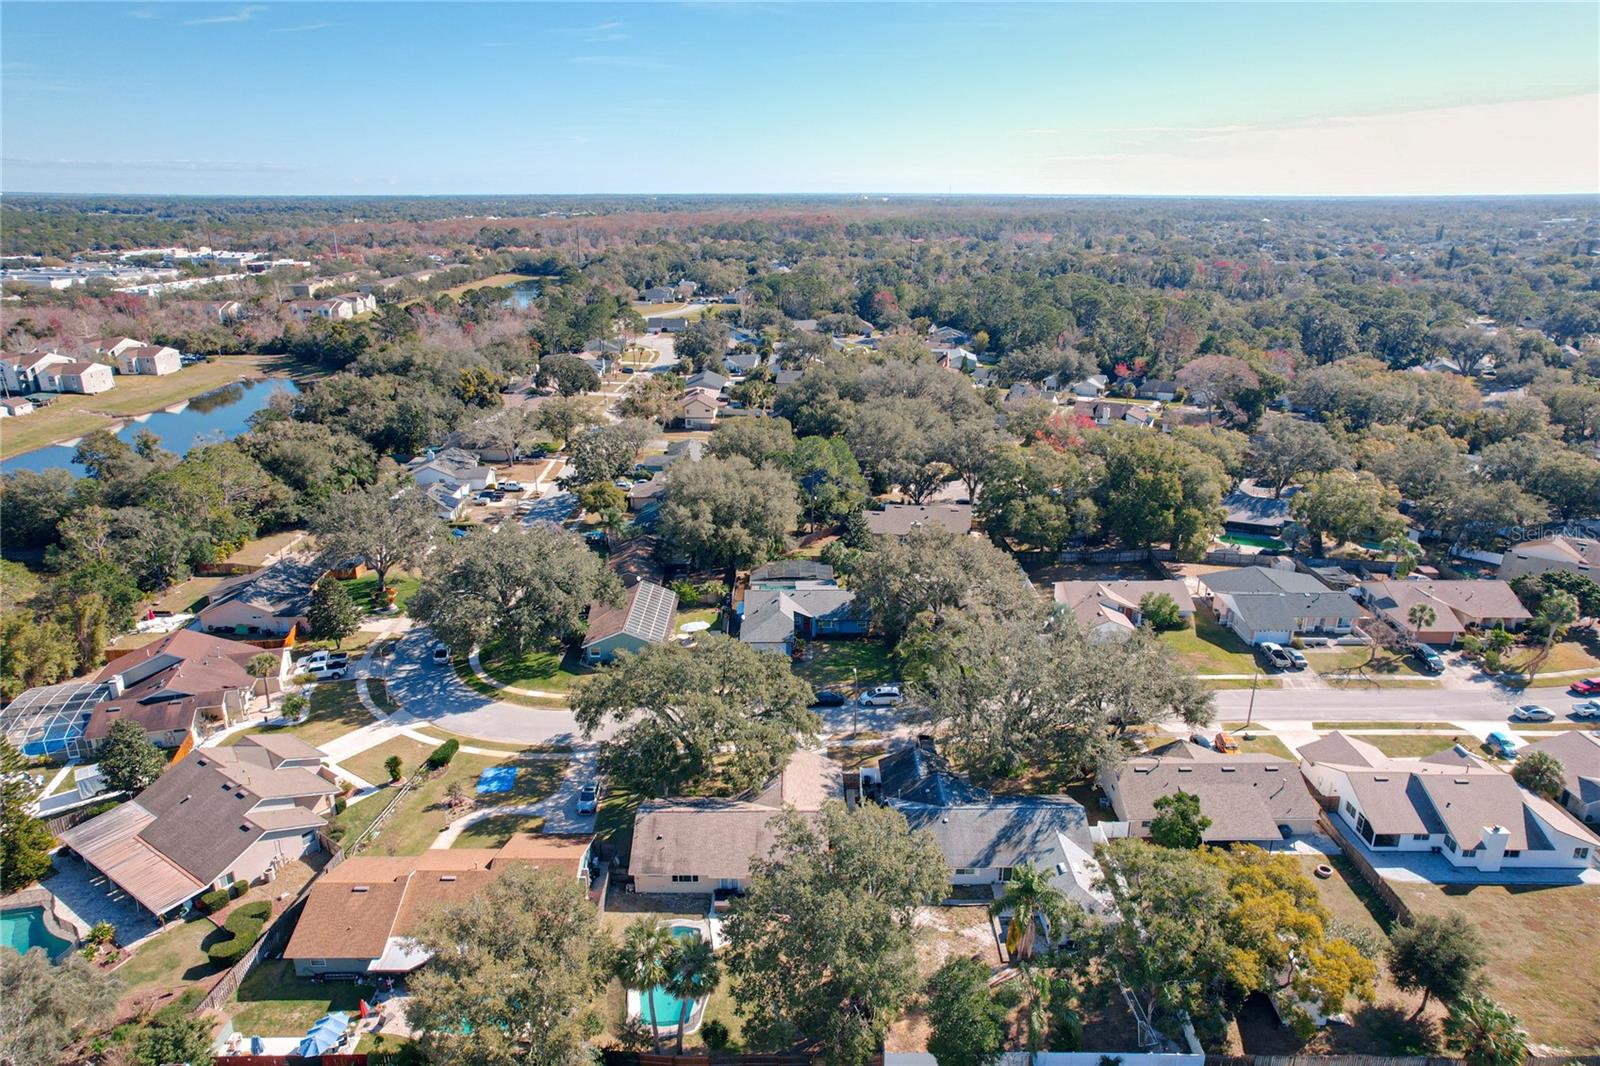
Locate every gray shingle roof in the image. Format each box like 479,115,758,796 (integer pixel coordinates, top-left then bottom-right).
583,580,678,648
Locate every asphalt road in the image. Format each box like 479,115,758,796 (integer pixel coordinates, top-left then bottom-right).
378,627,613,746
1208,682,1585,724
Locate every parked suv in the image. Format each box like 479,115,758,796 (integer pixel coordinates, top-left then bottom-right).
1413,645,1446,673
859,684,904,707
1257,642,1297,671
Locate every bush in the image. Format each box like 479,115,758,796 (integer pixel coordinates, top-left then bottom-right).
206,903,270,965
88,921,116,946
231,879,248,898
385,754,404,783
333,797,347,816
425,738,459,771
198,888,230,913
699,1019,731,1051
1137,592,1186,632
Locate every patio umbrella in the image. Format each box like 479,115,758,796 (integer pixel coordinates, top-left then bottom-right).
293,1012,350,1057
678,620,712,633
359,999,370,1019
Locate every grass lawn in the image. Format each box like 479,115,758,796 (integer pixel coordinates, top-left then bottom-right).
477,640,590,692
450,759,567,849
227,959,367,1037
110,913,225,999
1390,879,1600,1049
331,752,561,856
414,271,541,303
223,528,308,567
1158,609,1259,675
0,355,280,458
1502,634,1600,677
367,678,400,715
793,639,895,690
1313,721,1446,730
1307,647,1431,679
1364,734,1468,758
676,606,722,631
223,681,374,749
144,575,225,615
452,658,571,708
595,781,641,866
1235,733,1295,759
1203,676,1282,691
341,735,435,788
339,571,421,614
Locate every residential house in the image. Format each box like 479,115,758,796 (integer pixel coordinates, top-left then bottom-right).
627,474,669,512
1360,578,1531,645
407,447,498,494
0,397,35,417
1098,740,1320,846
1136,379,1179,402
747,560,836,589
115,344,182,376
683,370,729,394
927,325,972,347
38,360,115,394
739,575,868,654
1053,580,1195,641
290,274,362,298
630,749,842,894
639,285,676,303
83,630,275,750
1,351,71,393
1071,399,1152,428
864,503,975,538
1221,484,1296,541
972,365,999,388
874,739,1112,915
286,297,355,323
581,580,679,664
640,438,704,473
90,337,144,361
197,555,324,639
57,735,338,917
930,347,977,372
203,300,246,323
335,292,378,315
425,482,467,522
1067,374,1109,397
284,834,596,977
1005,381,1058,408
676,388,721,430
646,317,689,334
1300,732,1598,876
1520,732,1600,826
1200,566,1357,645
1498,534,1600,583
723,350,762,376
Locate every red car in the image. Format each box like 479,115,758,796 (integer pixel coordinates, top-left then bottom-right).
1570,677,1600,696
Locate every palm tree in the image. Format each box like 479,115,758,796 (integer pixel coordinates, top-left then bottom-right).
662,936,720,1053
245,653,281,717
1383,534,1422,578
616,919,676,1051
1442,996,1528,1066
1407,603,1437,639
988,864,1070,962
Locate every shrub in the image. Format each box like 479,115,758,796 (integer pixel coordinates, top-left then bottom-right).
333,797,347,816
206,903,269,965
385,754,404,783
1137,592,1186,632
425,738,459,771
89,921,116,946
234,900,272,922
198,888,230,913
699,1019,730,1051
231,879,248,898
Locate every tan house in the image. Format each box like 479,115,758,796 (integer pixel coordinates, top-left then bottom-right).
82,629,275,750
1053,579,1195,640
1360,578,1531,645
1498,534,1599,583
676,387,721,430
58,735,337,917
284,835,595,977
630,749,841,894
1098,740,1320,845
39,359,115,394
198,555,323,639
115,344,182,376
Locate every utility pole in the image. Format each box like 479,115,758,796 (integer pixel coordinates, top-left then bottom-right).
1244,662,1261,728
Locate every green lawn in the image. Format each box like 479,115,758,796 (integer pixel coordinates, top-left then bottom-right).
1501,634,1600,676
228,959,367,1037
1313,721,1444,730
341,735,435,788
278,681,374,748
1235,733,1295,759
367,678,401,715
339,571,421,614
1364,734,1468,758
1157,609,1259,675
793,639,895,690
1306,647,1431,679
330,752,568,856
676,606,722,631
450,759,567,850
595,781,641,866
477,640,590,692
452,657,572,708
112,913,226,999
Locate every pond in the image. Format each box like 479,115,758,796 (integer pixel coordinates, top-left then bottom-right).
503,279,541,310
1,376,300,476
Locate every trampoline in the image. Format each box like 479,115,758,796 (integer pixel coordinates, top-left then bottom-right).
476,766,519,794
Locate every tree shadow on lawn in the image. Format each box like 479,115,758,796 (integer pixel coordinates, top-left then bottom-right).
455,812,548,848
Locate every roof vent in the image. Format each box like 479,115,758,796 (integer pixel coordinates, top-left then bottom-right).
440,875,457,882
196,759,208,767
1373,776,1389,783
1221,767,1236,773
1264,766,1279,772
351,885,369,893
1454,778,1470,785
1178,766,1193,773
181,794,191,803
240,824,251,832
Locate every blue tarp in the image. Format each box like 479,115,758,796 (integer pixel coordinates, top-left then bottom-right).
293,1012,349,1057
477,766,518,794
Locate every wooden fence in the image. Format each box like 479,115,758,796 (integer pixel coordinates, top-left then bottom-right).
1315,814,1413,926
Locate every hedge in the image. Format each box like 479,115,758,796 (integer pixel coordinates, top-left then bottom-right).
199,889,230,913
205,902,271,965
425,738,459,771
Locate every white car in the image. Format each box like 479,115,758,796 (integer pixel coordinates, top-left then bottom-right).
1510,704,1555,723
859,684,904,707
576,782,601,814
432,643,450,664
1571,700,1600,720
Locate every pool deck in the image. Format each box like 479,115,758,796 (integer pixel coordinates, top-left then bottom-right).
625,919,713,1036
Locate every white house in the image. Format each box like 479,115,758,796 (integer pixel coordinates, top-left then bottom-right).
0,397,35,417
1300,733,1598,876
38,360,116,395
406,447,497,494
1,351,72,393
116,344,182,376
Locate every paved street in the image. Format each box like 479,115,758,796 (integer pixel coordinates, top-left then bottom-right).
376,627,614,747
1209,681,1569,723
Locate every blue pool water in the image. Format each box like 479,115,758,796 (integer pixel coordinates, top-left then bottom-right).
0,907,72,960
642,927,701,1027
476,766,518,794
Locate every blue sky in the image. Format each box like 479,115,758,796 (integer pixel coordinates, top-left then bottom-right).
3,2,1597,195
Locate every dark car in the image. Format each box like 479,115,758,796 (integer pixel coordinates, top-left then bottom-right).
1413,645,1446,673
811,690,847,707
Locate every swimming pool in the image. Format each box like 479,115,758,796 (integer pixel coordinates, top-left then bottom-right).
0,906,73,960
641,927,701,1029
476,766,519,794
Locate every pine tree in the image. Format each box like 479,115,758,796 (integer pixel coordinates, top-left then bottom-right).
97,719,166,795
307,579,361,643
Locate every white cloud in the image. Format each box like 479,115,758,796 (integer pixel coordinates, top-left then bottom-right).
184,6,265,26
271,22,334,33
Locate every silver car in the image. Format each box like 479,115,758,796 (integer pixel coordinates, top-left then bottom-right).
1510,704,1555,723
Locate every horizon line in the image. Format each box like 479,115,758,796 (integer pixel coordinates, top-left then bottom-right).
5,190,1600,201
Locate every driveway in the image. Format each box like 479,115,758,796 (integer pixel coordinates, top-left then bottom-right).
431,749,599,847
376,628,615,747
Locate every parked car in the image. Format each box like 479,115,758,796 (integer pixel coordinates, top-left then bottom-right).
474,490,497,504
1413,644,1446,673
576,782,601,814
859,684,904,707
1213,731,1240,754
1189,733,1215,750
432,643,450,664
1284,647,1308,670
499,480,524,493
811,690,847,707
308,664,346,681
1571,700,1600,720
1485,731,1519,758
1257,642,1296,671
1510,704,1555,723
1570,677,1600,696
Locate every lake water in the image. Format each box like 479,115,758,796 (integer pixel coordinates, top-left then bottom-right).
1,376,300,477
504,279,541,309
